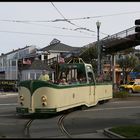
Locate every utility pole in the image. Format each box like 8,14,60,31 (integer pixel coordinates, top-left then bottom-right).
96,21,101,76
112,53,117,91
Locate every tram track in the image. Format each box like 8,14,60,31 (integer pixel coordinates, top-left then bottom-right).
22,110,73,138
57,111,72,138
22,114,72,138
24,119,34,138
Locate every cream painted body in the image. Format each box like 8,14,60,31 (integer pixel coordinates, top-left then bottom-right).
18,84,112,113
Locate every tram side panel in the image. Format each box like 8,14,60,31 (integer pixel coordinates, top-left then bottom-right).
95,84,113,102
33,85,94,113
33,87,88,113
17,85,91,114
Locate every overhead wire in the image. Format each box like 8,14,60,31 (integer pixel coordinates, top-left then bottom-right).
50,2,97,34
0,30,95,38
14,21,96,36
50,2,85,28
57,11,140,21
0,19,96,36
1,8,138,37
2,9,138,37
0,18,109,36
0,10,139,22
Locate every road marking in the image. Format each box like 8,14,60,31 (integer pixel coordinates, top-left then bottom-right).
111,100,140,104
84,106,140,111
0,122,15,125
0,94,18,98
0,114,16,117
0,103,17,106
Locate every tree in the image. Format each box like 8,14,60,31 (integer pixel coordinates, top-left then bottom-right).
117,54,139,83
80,44,98,75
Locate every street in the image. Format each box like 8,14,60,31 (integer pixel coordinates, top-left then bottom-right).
0,93,140,138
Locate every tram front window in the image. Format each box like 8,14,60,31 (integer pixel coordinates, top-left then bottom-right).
88,72,94,83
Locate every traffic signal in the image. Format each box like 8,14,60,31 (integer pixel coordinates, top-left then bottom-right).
101,45,106,54
135,19,140,25
135,26,140,32
135,33,140,40
135,19,140,40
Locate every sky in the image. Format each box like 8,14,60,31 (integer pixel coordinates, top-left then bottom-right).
0,2,140,54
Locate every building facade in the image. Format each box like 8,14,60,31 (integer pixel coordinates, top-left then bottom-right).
0,45,36,80
0,39,81,81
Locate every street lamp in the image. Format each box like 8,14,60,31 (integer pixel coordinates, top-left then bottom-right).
96,21,101,76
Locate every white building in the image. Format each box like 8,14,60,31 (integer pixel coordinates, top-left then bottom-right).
0,45,36,80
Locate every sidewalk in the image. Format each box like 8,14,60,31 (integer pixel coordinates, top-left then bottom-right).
104,128,125,139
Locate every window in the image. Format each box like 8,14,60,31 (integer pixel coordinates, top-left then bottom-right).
88,72,94,83
12,60,16,66
36,73,41,79
30,73,35,80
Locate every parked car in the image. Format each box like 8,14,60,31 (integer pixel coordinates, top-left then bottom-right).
119,79,140,93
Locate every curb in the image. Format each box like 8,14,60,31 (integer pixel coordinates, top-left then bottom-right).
104,127,125,139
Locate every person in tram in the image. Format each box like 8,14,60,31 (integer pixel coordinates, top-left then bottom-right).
59,78,68,85
70,78,80,84
38,70,50,81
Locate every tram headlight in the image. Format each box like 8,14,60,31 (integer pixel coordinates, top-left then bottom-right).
19,95,24,101
41,96,47,102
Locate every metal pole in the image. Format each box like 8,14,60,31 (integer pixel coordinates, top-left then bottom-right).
112,54,117,91
97,23,101,76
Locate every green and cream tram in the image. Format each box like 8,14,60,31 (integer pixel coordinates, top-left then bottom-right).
16,57,112,115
